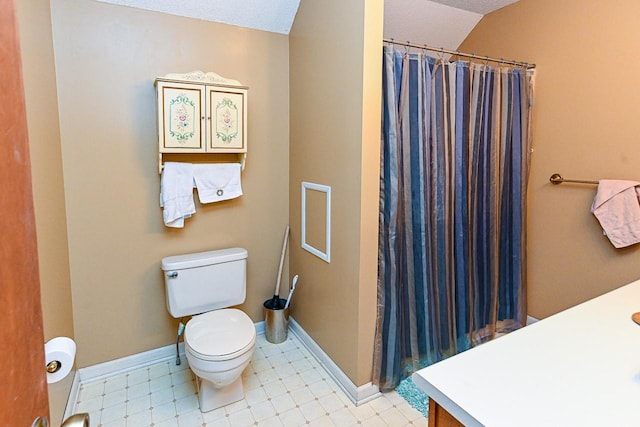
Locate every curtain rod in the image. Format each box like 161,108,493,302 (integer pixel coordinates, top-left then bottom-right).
383,38,536,70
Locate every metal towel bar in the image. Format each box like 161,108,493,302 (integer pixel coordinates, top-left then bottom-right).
549,173,598,185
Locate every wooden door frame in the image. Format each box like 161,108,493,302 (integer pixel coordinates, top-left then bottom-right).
0,0,50,424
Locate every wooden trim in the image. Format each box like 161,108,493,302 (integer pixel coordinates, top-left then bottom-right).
429,399,465,427
0,0,49,424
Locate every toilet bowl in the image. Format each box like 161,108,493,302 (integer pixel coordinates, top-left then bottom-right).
184,308,256,411
161,247,254,412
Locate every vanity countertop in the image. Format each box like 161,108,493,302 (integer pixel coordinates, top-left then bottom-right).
413,279,640,427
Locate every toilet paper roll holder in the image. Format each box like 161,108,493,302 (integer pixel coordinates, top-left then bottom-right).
46,359,62,374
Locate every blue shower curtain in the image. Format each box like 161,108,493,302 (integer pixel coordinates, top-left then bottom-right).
373,46,535,391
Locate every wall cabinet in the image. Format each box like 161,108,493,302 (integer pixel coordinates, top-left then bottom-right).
155,72,248,171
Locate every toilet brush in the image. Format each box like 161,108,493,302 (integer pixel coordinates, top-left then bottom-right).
284,275,299,309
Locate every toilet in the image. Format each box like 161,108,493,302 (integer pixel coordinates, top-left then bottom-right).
161,247,255,412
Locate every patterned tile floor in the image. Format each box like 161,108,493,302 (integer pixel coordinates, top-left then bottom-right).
75,332,427,426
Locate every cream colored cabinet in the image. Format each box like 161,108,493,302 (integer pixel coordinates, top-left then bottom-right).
155,72,248,171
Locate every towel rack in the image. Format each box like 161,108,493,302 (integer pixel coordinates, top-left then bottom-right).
549,173,598,185
158,152,246,174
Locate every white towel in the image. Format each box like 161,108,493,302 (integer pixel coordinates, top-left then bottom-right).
160,162,195,228
591,179,640,248
193,163,243,203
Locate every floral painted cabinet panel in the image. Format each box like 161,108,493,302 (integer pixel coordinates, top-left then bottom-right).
157,81,206,152
205,85,247,152
156,76,248,155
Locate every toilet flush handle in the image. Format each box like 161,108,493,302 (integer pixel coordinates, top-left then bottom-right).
166,271,178,278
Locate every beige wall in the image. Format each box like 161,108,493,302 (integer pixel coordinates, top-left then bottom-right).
17,0,73,346
16,0,74,423
50,0,289,367
460,0,640,318
289,0,382,385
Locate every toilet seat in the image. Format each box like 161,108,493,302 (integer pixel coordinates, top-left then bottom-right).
185,308,256,362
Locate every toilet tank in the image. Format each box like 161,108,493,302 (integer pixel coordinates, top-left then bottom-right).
162,247,247,318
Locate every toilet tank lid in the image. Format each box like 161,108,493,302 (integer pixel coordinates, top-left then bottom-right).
161,247,247,271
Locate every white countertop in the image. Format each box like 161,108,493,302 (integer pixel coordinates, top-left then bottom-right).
412,279,640,427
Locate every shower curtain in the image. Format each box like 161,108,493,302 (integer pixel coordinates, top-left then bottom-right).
373,46,535,391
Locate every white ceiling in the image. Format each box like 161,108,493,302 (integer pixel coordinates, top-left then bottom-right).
95,0,520,49
95,0,301,34
384,0,521,49
430,0,520,14
384,0,482,50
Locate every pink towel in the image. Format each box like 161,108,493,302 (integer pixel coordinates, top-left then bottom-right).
591,180,640,248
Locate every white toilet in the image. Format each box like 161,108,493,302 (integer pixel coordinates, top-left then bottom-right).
161,247,256,412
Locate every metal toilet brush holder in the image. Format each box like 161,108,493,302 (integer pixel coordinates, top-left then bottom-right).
264,298,289,344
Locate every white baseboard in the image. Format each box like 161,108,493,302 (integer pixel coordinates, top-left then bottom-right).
63,371,81,421
74,318,379,409
254,320,266,335
78,341,186,384
288,317,380,406
73,314,537,414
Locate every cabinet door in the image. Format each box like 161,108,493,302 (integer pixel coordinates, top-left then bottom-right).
157,81,206,152
205,85,248,152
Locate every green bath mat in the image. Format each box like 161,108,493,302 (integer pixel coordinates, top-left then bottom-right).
395,376,429,418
